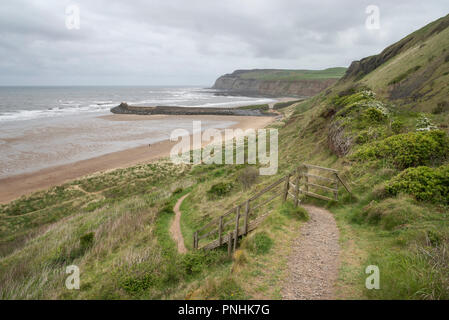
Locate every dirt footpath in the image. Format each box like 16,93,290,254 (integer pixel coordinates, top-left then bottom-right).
170,193,190,254
282,205,340,300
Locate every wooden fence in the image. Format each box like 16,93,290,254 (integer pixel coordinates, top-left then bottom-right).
193,164,351,254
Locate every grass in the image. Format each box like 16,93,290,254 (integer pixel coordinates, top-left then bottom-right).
2,91,448,299
272,82,449,300
2,16,449,299
387,65,422,85
187,199,306,300
237,68,347,81
0,135,309,300
0,161,189,257
246,232,274,255
362,21,449,112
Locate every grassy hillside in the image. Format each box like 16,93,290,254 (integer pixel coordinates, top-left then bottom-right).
342,14,449,113
233,67,347,81
0,150,307,299
272,14,449,298
1,15,449,300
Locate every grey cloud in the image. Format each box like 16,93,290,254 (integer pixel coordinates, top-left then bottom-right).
0,0,447,85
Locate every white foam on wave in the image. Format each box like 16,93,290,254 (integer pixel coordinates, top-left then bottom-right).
0,87,275,122
0,103,113,122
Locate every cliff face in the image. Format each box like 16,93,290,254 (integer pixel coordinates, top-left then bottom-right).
213,76,337,97
212,69,342,97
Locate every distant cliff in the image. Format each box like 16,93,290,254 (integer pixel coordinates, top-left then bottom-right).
212,68,346,97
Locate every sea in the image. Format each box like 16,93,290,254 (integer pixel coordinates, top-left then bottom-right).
0,86,274,178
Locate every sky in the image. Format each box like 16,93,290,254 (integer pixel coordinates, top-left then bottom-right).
0,0,448,86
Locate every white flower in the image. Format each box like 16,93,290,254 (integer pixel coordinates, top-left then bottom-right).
416,115,437,131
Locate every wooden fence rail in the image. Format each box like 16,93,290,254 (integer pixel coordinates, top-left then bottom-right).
193,163,351,254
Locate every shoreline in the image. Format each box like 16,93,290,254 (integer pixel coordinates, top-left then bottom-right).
0,114,276,204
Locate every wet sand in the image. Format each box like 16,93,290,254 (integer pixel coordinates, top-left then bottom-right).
0,114,276,203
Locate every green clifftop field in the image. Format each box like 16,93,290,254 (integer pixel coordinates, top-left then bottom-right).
1,15,449,299
223,68,347,81
212,68,347,97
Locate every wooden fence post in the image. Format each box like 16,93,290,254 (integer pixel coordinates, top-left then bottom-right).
294,169,300,207
233,230,238,253
218,216,223,246
228,231,233,257
244,200,250,234
304,166,309,193
233,206,240,251
194,232,198,249
283,174,291,202
333,173,339,201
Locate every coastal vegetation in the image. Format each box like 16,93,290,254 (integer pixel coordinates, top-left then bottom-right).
1,14,449,300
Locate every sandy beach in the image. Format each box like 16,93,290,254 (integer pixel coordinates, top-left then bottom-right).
0,114,276,203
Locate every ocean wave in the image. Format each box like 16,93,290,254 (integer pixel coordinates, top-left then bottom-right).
0,104,112,122
0,87,275,122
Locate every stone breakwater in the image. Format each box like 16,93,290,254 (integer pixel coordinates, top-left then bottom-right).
110,103,275,117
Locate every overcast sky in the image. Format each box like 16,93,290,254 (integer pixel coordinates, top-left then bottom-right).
0,0,447,86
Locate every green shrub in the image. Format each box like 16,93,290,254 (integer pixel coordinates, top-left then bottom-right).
416,115,437,131
356,196,425,230
385,165,449,203
354,127,388,145
180,250,222,275
356,131,370,144
364,107,387,122
332,90,374,109
207,182,233,198
332,90,388,130
353,130,449,169
121,271,159,294
159,203,173,215
215,277,246,300
173,187,183,195
80,232,95,252
247,232,273,255
119,262,179,296
332,96,354,110
391,119,405,134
